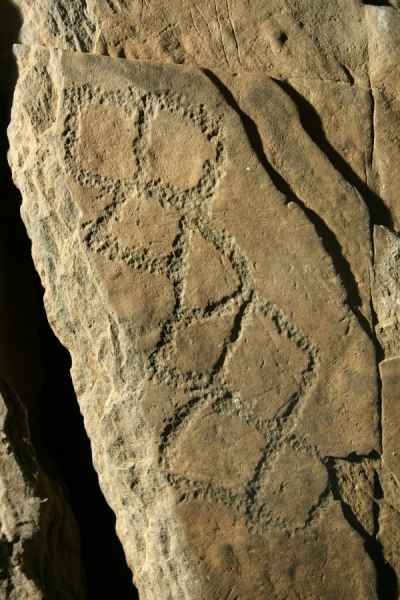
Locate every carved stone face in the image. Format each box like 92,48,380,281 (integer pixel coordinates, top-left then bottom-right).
9,39,389,599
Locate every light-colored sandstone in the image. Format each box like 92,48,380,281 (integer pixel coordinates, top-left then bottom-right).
366,6,400,231
6,0,400,597
372,226,400,358
14,0,369,82
379,357,400,513
8,42,384,598
368,12,400,580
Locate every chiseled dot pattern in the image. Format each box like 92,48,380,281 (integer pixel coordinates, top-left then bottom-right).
62,82,318,530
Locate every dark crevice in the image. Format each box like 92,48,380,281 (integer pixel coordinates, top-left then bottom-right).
205,68,398,596
33,312,137,599
326,458,398,600
374,469,385,501
211,292,254,377
2,109,138,600
273,79,393,230
339,62,355,86
279,51,395,584
290,199,374,341
203,69,374,341
203,69,296,197
0,1,138,597
369,87,376,179
327,450,381,463
370,284,385,450
362,1,392,6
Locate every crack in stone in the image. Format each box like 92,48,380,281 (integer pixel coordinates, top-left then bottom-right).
369,85,377,182
326,456,398,600
5,5,400,590
365,29,399,592
205,62,399,595
273,79,393,230
204,69,375,341
362,1,392,6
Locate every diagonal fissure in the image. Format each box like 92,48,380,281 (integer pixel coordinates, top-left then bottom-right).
205,66,399,596
277,67,398,596
203,69,373,341
326,457,398,600
273,79,393,230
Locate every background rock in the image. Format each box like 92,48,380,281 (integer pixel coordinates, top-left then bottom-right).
0,379,85,599
14,0,370,83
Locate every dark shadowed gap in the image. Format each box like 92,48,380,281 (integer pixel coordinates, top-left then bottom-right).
0,1,138,597
326,456,398,600
204,68,399,600
273,79,393,229
276,73,399,600
34,307,138,599
0,0,23,56
203,69,374,343
362,1,392,6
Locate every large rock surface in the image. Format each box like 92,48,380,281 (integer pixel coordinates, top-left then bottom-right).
6,1,400,598
14,0,370,82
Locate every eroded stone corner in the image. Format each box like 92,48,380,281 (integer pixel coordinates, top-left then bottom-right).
0,379,85,599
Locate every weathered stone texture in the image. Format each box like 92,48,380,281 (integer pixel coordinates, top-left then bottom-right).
366,6,400,230
7,41,382,598
6,0,400,598
372,226,400,358
15,0,369,81
0,380,85,599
